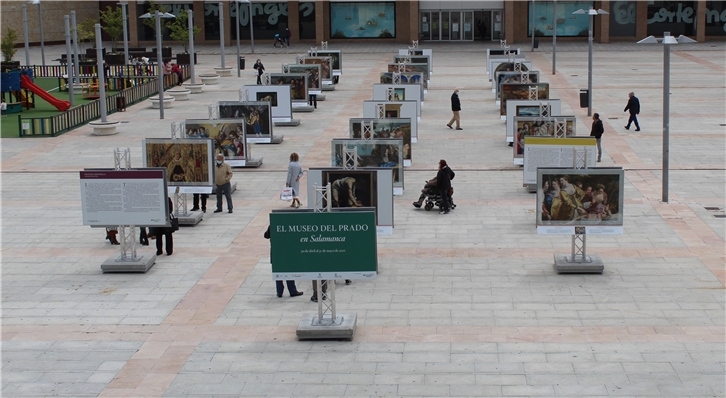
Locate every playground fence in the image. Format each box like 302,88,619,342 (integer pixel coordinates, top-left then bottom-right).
23,64,173,79
18,68,189,137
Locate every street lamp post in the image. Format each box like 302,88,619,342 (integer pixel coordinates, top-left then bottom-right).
237,0,255,54
637,32,696,203
140,11,176,119
71,11,80,87
120,1,129,64
531,0,535,52
552,0,557,75
236,1,241,77
187,9,196,85
219,2,225,68
94,24,108,122
64,16,75,107
30,0,45,66
22,5,30,66
573,7,608,117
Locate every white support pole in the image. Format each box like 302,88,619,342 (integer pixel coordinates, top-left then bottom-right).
71,11,80,86
219,2,226,68
121,2,129,64
22,5,31,66
64,16,75,107
188,9,196,85
94,24,108,122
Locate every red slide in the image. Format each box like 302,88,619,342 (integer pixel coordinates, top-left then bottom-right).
20,75,71,112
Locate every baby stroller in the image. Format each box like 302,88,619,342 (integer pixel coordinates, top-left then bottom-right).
412,180,456,211
273,33,285,48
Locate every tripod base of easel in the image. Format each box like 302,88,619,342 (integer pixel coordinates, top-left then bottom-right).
554,254,604,274
102,253,156,273
296,312,357,340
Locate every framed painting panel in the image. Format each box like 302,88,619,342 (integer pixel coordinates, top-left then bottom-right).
537,168,624,235
349,117,412,165
184,119,249,167
331,138,404,193
285,64,321,91
362,100,419,142
142,138,214,188
513,116,576,163
500,83,550,116
309,50,342,73
330,2,396,39
387,63,429,81
299,56,332,80
243,85,293,121
218,101,273,144
494,71,540,99
380,72,427,90
505,99,563,142
267,73,308,101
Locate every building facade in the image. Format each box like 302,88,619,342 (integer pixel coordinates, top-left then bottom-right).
2,1,724,50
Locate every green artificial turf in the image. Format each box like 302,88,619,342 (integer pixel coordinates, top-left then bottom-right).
1,78,118,138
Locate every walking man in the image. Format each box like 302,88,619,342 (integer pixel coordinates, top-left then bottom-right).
213,154,234,213
447,89,462,130
590,113,604,162
623,92,640,131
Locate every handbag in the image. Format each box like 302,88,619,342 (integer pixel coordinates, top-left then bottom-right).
169,213,179,231
280,186,293,201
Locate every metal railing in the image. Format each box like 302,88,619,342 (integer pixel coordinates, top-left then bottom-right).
17,67,189,137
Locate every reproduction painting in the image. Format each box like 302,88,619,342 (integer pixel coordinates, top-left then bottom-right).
495,71,540,99
500,83,550,116
184,120,247,161
380,72,427,89
143,138,214,186
349,118,412,162
255,92,278,107
321,170,378,209
517,105,549,117
314,50,342,70
493,62,530,76
387,63,429,81
286,64,321,90
332,138,403,186
302,57,332,80
514,117,575,158
537,168,624,227
268,74,308,100
218,102,273,139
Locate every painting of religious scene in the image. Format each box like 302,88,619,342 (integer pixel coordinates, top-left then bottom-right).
387,63,429,81
287,64,321,90
495,71,539,99
332,139,403,186
255,92,278,107
380,72,427,89
514,117,576,158
184,120,247,161
143,138,214,186
330,2,395,38
349,118,411,161
315,51,342,70
302,57,332,80
321,170,377,210
218,102,272,139
500,83,550,116
537,169,624,227
268,74,308,101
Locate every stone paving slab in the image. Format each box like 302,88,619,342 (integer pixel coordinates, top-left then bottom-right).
2,41,724,397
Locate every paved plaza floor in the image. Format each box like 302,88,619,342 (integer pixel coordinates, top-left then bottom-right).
1,40,725,397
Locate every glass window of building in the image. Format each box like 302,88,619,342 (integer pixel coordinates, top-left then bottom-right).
330,2,396,39
609,1,637,37
705,1,726,36
647,1,696,36
231,1,290,40
137,2,192,41
299,2,316,40
204,2,221,40
528,1,591,37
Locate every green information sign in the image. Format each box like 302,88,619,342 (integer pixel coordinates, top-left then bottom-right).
270,210,378,280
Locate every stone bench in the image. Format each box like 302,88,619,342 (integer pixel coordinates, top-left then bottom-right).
184,83,205,94
199,74,219,85
149,95,175,109
90,121,120,136
166,87,191,101
213,67,233,77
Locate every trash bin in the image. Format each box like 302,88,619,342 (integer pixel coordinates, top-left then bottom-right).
239,56,245,70
579,89,589,108
116,96,126,112
533,38,539,49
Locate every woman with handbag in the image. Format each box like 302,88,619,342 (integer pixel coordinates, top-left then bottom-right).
150,197,175,256
286,152,303,208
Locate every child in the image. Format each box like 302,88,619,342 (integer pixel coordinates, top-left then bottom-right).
1,98,7,117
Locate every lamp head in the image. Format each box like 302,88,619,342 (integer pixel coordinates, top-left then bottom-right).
29,0,40,4
572,9,586,15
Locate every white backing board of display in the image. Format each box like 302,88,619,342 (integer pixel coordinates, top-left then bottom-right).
307,168,394,235
362,100,419,143
372,84,423,113
523,137,597,185
80,169,169,227
486,48,521,70
308,49,342,76
242,85,293,122
488,59,531,81
398,48,433,73
505,99,562,141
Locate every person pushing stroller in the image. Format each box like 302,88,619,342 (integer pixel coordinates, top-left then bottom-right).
273,33,285,48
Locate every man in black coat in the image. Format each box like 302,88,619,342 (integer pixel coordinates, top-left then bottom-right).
590,113,605,162
436,159,455,214
447,89,462,130
624,92,640,131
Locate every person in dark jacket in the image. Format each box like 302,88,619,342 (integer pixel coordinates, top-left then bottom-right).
253,59,265,85
436,159,455,214
623,92,640,131
150,197,175,256
264,226,304,298
590,113,605,162
285,28,291,47
447,89,462,130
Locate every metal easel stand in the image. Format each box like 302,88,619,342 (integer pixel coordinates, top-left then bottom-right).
170,121,204,226
297,182,357,340
101,148,157,273
554,147,604,274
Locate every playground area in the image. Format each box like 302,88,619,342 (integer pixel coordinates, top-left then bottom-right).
0,74,120,138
